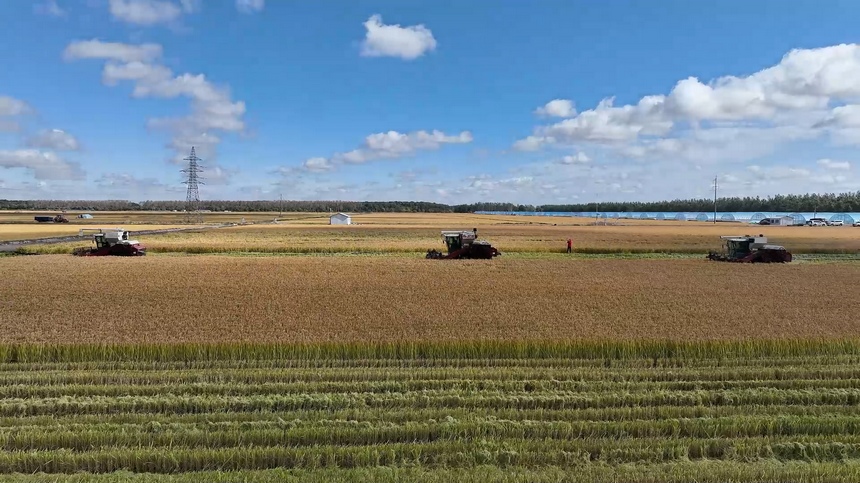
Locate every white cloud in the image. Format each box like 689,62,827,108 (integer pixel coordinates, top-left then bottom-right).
817,158,851,170
0,150,84,180
557,152,590,165
34,0,66,17
64,40,163,63
26,129,81,151
303,157,334,172
108,0,183,26
236,0,264,14
285,130,471,174
747,164,811,180
535,99,576,118
512,135,553,152
66,40,245,179
360,14,437,60
516,44,860,152
335,130,472,165
0,96,31,132
0,96,31,117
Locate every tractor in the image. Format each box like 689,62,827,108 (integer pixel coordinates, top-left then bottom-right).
706,235,792,263
72,228,147,257
426,228,501,259
34,214,69,223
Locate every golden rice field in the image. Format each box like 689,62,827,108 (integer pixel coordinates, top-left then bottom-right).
1,255,857,344
3,211,860,482
4,211,859,254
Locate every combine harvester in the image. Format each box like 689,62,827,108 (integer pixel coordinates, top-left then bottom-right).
72,228,147,257
707,235,792,263
426,229,501,259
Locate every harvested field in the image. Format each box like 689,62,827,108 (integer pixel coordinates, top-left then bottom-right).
1,341,860,481
1,256,857,344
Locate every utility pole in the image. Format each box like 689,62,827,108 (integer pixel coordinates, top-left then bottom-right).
279,193,283,218
713,175,718,224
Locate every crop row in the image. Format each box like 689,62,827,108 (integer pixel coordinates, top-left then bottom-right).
5,363,860,385
4,403,859,430
4,416,860,451
3,437,860,473
4,388,860,416
5,353,860,373
3,377,860,399
3,462,860,483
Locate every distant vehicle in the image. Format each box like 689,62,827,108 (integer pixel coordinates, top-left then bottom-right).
34,215,69,223
828,220,844,226
807,218,827,226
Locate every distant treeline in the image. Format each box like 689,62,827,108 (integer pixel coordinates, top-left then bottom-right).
2,191,859,213
535,192,860,213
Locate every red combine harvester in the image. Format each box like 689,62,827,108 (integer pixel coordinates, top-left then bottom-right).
707,235,792,263
72,228,147,257
426,229,501,259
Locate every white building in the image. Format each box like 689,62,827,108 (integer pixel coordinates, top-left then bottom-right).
330,213,351,225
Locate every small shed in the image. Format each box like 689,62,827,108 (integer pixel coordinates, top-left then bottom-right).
330,213,351,225
760,216,793,226
78,214,94,219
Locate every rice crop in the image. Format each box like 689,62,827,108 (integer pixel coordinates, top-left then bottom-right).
1,255,858,344
0,340,859,481
7,212,859,253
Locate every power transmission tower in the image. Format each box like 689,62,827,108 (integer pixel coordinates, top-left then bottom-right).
181,147,205,223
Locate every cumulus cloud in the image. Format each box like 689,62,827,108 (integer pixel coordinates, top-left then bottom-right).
0,96,31,132
64,40,163,63
0,150,84,180
360,14,437,60
515,44,860,153
26,129,81,151
535,99,576,118
107,0,187,26
0,96,31,118
556,152,590,165
66,39,245,180
236,0,264,14
303,157,334,173
290,130,472,174
817,158,851,170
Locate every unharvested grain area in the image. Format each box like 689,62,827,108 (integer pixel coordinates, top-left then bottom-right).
9,212,860,254
1,256,857,344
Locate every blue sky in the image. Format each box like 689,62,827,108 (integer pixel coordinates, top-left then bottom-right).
1,0,860,203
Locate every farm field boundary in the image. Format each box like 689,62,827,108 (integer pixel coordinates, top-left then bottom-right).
1,340,860,482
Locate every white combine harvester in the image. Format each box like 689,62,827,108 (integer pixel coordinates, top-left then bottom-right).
72,228,147,256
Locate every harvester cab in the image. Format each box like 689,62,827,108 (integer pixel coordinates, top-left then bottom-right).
707,234,791,263
73,228,146,257
426,228,501,259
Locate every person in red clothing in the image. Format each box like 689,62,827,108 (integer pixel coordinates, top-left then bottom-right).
566,238,572,253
